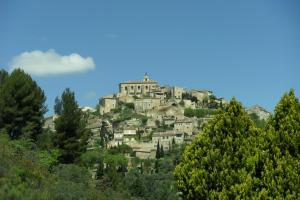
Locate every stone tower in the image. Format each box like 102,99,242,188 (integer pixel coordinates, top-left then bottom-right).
143,73,149,82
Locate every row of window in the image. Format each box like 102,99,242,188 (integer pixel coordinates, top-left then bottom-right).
125,86,148,90
123,85,156,91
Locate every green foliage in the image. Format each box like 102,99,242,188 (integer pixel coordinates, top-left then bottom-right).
259,89,300,198
80,148,102,168
0,69,8,86
184,108,218,118
160,145,164,157
53,96,62,115
37,149,60,169
156,140,161,159
124,102,135,110
0,69,47,140
175,98,261,199
54,88,90,164
182,92,198,103
175,91,300,199
108,144,133,155
267,89,300,157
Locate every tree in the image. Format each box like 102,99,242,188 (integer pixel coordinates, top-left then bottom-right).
260,89,300,198
267,89,300,157
174,98,261,199
160,145,164,157
54,96,62,115
100,121,110,148
0,69,46,140
156,140,161,159
0,69,8,86
0,69,8,128
54,88,90,163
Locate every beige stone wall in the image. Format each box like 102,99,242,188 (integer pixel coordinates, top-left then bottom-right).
119,83,158,95
99,98,117,115
134,98,161,112
174,119,194,135
183,99,196,109
172,86,184,99
152,131,184,150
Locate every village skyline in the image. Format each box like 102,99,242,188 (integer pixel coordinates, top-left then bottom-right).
1,1,299,114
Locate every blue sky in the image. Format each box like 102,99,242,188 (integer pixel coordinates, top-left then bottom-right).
0,0,299,115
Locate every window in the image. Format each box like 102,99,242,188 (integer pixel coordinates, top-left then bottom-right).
125,86,127,90
131,86,134,90
146,86,148,90
138,86,141,90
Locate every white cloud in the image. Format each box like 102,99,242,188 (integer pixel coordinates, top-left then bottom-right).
10,49,95,76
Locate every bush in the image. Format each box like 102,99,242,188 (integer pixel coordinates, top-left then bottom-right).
184,108,218,118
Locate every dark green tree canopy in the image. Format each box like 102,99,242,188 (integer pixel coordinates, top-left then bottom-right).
54,88,90,163
0,69,8,86
0,69,46,140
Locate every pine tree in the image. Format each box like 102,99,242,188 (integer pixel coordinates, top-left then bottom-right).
0,69,9,128
0,69,46,140
54,88,90,163
54,96,62,115
0,69,8,86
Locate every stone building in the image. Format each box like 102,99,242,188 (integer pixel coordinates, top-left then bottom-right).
172,86,185,99
174,118,194,135
111,129,124,146
152,131,184,151
99,95,117,115
134,98,161,112
119,73,159,96
162,116,175,126
129,143,156,159
123,127,137,136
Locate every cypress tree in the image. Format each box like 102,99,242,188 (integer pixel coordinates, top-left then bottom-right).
160,145,164,157
155,140,160,159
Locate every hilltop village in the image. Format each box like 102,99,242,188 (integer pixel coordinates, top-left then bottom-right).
44,73,269,160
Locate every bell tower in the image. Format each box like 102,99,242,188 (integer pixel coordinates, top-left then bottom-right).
143,73,149,82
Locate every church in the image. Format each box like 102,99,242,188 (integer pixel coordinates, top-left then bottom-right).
119,73,159,95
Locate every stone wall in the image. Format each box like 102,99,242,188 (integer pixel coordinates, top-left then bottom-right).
99,97,117,115
134,98,161,112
